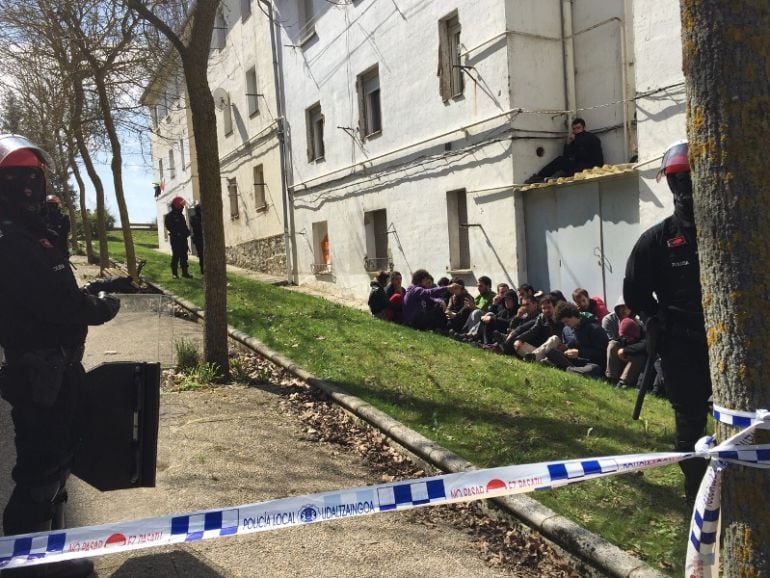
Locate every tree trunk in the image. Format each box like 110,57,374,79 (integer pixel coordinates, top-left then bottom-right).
680,1,770,575
93,70,138,280
128,0,229,378
72,76,109,271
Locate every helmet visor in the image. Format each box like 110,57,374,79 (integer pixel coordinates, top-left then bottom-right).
0,134,55,172
656,141,689,182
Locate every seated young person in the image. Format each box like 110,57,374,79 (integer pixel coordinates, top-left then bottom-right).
445,278,473,333
478,289,519,344
545,302,609,377
455,276,497,338
607,317,647,389
512,295,565,360
384,271,406,322
524,118,604,184
368,271,390,318
572,287,610,321
602,296,632,340
403,270,461,331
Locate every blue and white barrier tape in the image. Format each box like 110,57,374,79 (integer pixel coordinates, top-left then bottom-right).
1,422,768,576
685,410,770,578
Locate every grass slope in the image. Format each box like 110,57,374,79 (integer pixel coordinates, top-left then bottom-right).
112,231,692,575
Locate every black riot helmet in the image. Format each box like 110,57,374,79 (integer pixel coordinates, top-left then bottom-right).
0,134,55,220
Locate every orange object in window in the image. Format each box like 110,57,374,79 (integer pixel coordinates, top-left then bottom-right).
321,233,330,264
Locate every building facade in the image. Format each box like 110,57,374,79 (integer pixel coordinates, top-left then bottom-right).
144,0,687,306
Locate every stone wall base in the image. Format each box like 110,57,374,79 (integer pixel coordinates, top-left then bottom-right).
226,234,286,277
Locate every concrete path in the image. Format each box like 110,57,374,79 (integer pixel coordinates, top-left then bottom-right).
0,262,535,578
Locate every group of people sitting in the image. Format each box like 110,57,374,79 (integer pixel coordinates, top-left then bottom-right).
368,269,662,393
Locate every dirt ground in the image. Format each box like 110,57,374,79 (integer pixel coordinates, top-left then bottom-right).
0,257,581,577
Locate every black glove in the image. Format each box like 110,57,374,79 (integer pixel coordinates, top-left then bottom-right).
97,292,121,322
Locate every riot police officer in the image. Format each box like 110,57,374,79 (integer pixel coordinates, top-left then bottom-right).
163,196,192,279
0,134,120,577
44,194,70,259
624,140,711,505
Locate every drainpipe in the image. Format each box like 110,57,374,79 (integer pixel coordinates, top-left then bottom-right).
561,0,576,125
258,0,296,284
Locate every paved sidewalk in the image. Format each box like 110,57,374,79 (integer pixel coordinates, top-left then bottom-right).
0,268,531,577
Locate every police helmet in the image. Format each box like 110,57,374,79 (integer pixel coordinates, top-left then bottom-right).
171,196,185,210
657,140,692,199
46,194,62,206
0,134,54,216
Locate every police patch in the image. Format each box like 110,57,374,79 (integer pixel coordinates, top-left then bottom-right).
39,238,53,249
667,235,686,248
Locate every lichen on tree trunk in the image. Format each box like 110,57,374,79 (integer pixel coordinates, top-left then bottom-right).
680,1,770,575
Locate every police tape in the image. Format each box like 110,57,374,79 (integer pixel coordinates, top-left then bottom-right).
1,422,768,576
685,407,770,578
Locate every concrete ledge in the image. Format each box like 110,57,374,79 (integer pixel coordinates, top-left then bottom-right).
159,288,667,578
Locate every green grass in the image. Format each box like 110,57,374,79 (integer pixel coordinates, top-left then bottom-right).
111,231,691,575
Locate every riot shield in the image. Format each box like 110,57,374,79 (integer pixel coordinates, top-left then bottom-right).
72,361,160,491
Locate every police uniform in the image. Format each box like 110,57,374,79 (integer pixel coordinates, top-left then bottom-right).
164,208,191,278
624,212,711,501
0,220,118,542
45,207,71,259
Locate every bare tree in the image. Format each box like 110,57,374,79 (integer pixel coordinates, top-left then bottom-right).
127,0,230,377
680,2,770,575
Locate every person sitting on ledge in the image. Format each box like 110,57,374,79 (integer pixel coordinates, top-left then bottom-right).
524,118,604,184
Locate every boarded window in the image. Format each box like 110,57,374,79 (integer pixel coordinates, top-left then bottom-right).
168,148,175,180
158,158,164,184
447,189,470,270
298,0,315,44
306,102,325,162
364,209,389,271
356,66,381,139
438,13,464,101
228,178,239,219
253,165,266,210
179,138,186,172
215,9,227,50
246,66,259,116
241,0,251,21
222,92,233,136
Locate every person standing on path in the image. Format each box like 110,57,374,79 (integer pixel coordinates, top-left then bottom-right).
164,196,193,279
0,134,120,578
189,201,204,274
623,140,711,505
44,194,70,260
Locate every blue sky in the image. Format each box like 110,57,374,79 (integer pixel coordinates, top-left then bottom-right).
81,137,158,226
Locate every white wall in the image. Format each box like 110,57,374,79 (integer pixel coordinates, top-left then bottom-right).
633,0,686,230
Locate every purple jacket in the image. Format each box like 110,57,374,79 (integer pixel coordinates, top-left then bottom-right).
402,284,447,327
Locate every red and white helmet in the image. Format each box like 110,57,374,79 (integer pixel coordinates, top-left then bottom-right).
0,134,54,216
171,196,186,210
0,134,54,171
46,194,61,206
656,140,689,182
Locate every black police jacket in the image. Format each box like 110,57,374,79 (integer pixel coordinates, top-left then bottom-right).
0,220,115,350
623,214,703,325
164,210,190,240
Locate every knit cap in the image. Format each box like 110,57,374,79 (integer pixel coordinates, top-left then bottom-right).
619,317,641,340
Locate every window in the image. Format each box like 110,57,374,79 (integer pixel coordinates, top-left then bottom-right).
306,102,325,162
241,0,251,21
253,165,266,210
179,138,186,172
364,209,390,272
357,66,381,139
438,13,464,101
246,66,259,116
228,178,239,219
150,107,158,128
215,9,227,50
298,0,315,44
158,158,164,185
312,221,331,274
168,148,175,180
447,189,470,270
222,92,233,136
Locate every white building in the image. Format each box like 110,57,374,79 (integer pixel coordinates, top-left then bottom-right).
278,0,639,303
144,0,688,305
143,0,288,276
